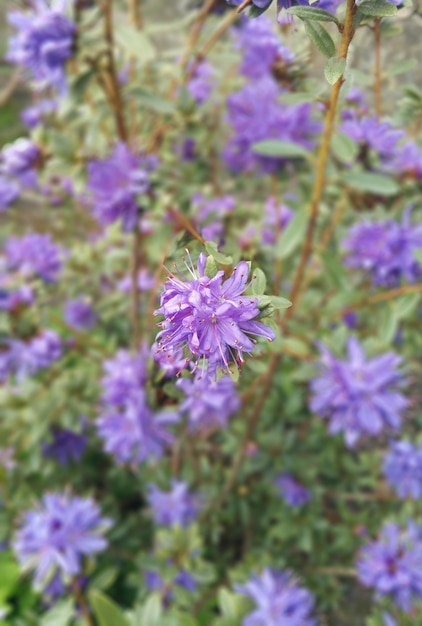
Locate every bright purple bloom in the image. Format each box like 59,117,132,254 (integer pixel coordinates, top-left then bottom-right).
43,428,87,466
342,211,422,286
64,298,97,331
154,254,275,374
151,342,189,377
5,233,63,282
383,441,422,499
262,197,293,245
176,374,240,430
100,349,148,408
357,521,422,613
340,115,405,161
235,568,317,626
275,473,311,507
0,176,19,211
310,338,407,447
86,143,156,231
13,492,111,590
21,99,56,129
235,15,294,79
7,0,76,94
147,481,201,527
187,60,215,105
1,138,40,187
0,330,62,382
223,77,319,174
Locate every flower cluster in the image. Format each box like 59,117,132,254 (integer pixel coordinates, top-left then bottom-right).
7,0,76,94
340,115,405,162
96,349,177,465
64,298,97,331
86,143,157,231
1,138,40,187
5,233,64,283
342,211,422,286
235,568,317,626
187,60,215,105
13,492,111,590
275,473,311,507
192,194,236,242
357,521,422,613
43,427,87,466
310,338,407,446
147,480,201,527
383,441,422,499
154,254,275,374
262,197,293,245
176,374,240,430
0,330,62,382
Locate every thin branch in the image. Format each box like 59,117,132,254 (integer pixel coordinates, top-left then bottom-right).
374,18,382,120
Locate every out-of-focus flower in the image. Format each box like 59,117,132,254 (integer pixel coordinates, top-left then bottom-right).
391,141,422,179
357,521,422,613
154,253,275,374
43,427,87,466
147,480,201,527
5,233,64,282
340,115,405,161
176,374,240,430
192,194,236,242
0,448,16,471
342,211,422,286
235,568,317,626
145,568,197,602
21,99,57,129
13,492,111,590
7,0,76,94
310,338,407,447
86,143,157,231
383,441,422,499
100,349,148,408
1,138,40,188
0,176,20,211
275,473,311,507
236,15,295,79
0,284,34,311
117,268,155,293
262,197,293,245
187,60,215,105
64,298,97,331
0,330,62,382
223,77,319,174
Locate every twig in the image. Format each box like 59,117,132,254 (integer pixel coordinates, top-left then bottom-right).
72,578,94,626
374,18,382,120
335,283,422,319
196,6,242,59
0,69,22,107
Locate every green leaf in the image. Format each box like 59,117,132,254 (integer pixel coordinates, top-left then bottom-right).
286,5,339,21
269,295,292,310
248,5,268,17
276,207,308,260
388,58,418,76
116,26,155,62
304,21,336,57
130,88,175,115
137,594,163,625
251,140,309,159
40,599,74,626
204,241,233,265
324,56,346,85
250,268,267,295
378,304,398,345
341,171,399,195
204,255,220,279
358,0,398,16
331,131,358,162
89,590,131,626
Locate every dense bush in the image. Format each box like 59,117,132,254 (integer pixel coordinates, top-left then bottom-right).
1,0,422,624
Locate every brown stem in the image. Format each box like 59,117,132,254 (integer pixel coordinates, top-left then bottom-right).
284,0,357,324
196,6,242,59
129,0,143,29
72,578,94,626
130,229,142,349
180,0,218,69
336,283,422,319
374,18,382,120
167,206,206,245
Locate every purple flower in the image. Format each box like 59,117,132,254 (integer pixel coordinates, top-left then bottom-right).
7,1,76,94
96,401,176,465
13,492,111,590
342,211,422,286
100,349,148,407
176,374,240,430
1,138,40,187
43,428,87,466
151,342,189,377
147,481,201,527
383,441,422,499
117,268,155,293
0,448,16,471
192,194,236,243
154,254,275,374
0,285,34,311
340,115,405,161
391,141,422,179
0,330,62,382
236,15,295,79
86,143,156,231
262,197,293,245
64,298,97,331
235,568,317,626
145,568,197,601
0,176,20,211
187,60,215,105
5,233,64,282
357,521,422,613
21,99,57,129
275,473,311,507
310,338,407,447
223,77,319,174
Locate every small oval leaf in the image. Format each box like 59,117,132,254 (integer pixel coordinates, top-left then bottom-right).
304,21,336,58
324,56,346,85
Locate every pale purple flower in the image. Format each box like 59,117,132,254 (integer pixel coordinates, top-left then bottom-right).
0,176,19,211
1,138,40,187
236,15,295,79
383,441,422,499
86,143,156,231
310,338,407,447
262,197,293,245
21,99,56,129
100,349,148,407
176,374,240,430
275,473,311,507
7,0,76,94
64,298,97,331
235,568,317,626
117,268,155,293
192,194,236,243
43,428,87,466
145,568,197,601
0,330,62,382
357,521,422,612
0,285,34,311
187,60,215,105
342,211,422,286
391,141,422,179
5,233,64,282
154,254,275,374
147,480,201,527
151,342,189,377
340,115,405,161
13,492,111,590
